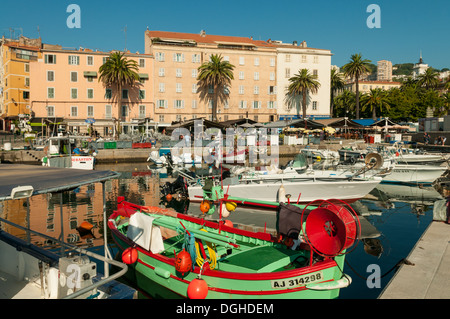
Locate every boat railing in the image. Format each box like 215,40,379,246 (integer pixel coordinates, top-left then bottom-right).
0,216,128,300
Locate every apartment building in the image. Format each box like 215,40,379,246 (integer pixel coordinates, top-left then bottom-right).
274,40,332,119
30,45,153,135
377,60,393,81
145,30,279,125
0,36,41,130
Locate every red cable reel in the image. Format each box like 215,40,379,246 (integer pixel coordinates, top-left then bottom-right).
300,199,361,258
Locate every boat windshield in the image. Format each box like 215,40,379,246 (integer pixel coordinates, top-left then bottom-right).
292,154,307,168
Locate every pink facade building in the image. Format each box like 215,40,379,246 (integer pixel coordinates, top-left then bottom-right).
30,45,154,136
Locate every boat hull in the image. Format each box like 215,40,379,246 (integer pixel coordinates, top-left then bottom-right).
382,164,447,185
188,178,381,204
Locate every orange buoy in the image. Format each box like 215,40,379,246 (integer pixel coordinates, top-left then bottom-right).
166,194,173,201
187,278,208,299
175,249,192,275
122,247,138,265
200,201,210,214
223,220,233,228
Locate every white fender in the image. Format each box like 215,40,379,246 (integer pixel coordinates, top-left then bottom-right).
278,184,286,203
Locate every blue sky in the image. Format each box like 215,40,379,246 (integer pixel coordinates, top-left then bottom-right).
1,0,449,69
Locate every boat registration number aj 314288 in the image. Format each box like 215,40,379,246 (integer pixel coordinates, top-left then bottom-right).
271,271,324,289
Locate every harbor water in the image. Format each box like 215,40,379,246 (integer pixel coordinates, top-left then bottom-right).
0,161,442,299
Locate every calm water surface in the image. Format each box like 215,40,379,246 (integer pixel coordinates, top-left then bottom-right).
0,162,441,299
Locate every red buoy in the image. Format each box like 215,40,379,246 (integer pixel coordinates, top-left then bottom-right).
166,194,173,201
122,247,138,265
187,278,208,299
175,249,192,275
223,220,233,228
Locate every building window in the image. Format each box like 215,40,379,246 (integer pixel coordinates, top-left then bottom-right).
68,55,80,65
174,100,184,109
159,68,165,77
268,86,276,95
192,100,198,109
157,100,168,108
25,77,30,87
87,56,94,66
122,89,128,99
87,105,94,117
25,63,30,73
102,57,109,64
254,58,260,66
313,56,319,64
155,52,165,62
176,83,182,93
159,83,165,92
48,88,55,99
254,72,259,81
312,101,318,110
139,105,146,118
253,101,261,109
23,91,29,99
285,68,290,78
192,69,198,78
70,71,78,82
313,69,318,78
239,85,244,94
159,115,164,122
105,89,112,99
87,88,94,99
270,58,275,67
239,101,247,109
138,90,144,99
254,86,259,94
105,105,112,119
71,106,78,117
71,88,78,99
45,54,56,64
270,72,275,81
239,71,244,80
267,101,276,109
47,106,55,117
302,55,307,63
173,53,184,62
192,84,198,93
239,57,245,65
176,68,182,77
192,54,200,63
139,59,145,68
208,100,213,109
285,54,291,62
121,105,128,117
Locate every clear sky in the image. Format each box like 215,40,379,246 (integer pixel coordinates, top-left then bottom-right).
1,0,449,69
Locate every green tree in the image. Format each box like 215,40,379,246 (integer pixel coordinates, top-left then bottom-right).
342,53,372,119
99,51,140,134
333,90,356,118
330,69,345,117
417,68,440,90
286,69,321,119
361,89,391,120
197,54,235,122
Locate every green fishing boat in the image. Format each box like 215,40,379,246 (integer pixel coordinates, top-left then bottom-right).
108,183,360,299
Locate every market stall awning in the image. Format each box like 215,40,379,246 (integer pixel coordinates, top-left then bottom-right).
315,118,364,129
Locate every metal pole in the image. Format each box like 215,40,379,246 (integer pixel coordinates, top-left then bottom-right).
60,192,64,256
102,181,110,277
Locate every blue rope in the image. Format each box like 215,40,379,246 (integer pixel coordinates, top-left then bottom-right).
182,231,196,270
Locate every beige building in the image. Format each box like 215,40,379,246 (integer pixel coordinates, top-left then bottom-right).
30,45,154,135
345,80,402,93
145,30,279,125
377,60,392,81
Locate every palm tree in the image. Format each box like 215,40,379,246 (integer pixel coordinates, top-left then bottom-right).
333,90,356,118
361,88,391,120
286,69,321,119
443,75,450,92
417,68,440,90
99,51,140,135
197,54,235,122
342,53,372,119
330,69,345,117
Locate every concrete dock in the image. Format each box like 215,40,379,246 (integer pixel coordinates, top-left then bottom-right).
379,221,450,299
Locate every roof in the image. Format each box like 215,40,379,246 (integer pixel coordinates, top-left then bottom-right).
315,118,363,128
264,118,324,129
147,30,277,49
0,164,120,201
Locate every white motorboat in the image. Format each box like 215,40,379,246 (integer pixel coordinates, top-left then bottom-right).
42,135,96,170
381,163,447,185
0,164,135,299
